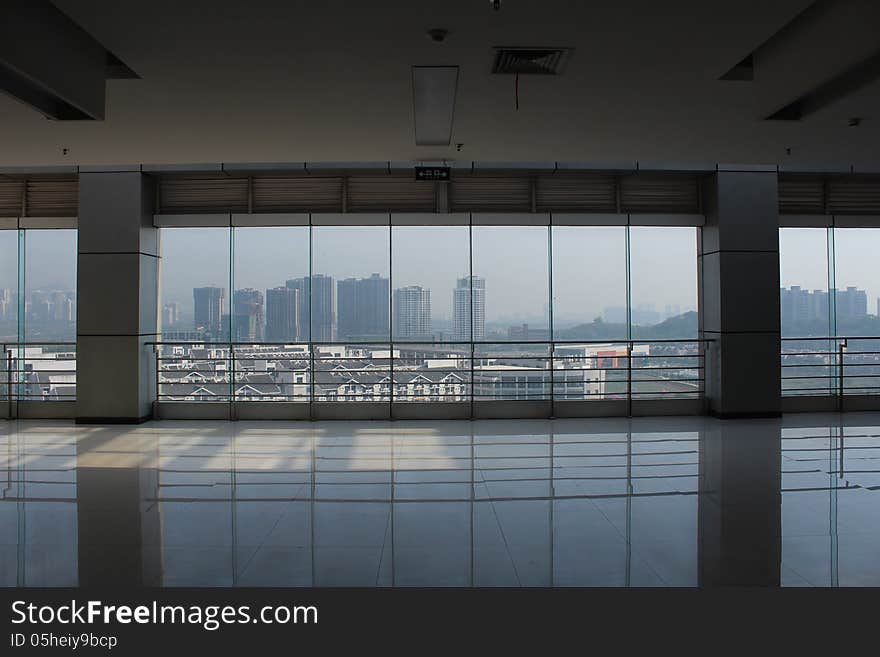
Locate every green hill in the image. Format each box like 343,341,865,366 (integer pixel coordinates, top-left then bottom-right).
556,311,699,341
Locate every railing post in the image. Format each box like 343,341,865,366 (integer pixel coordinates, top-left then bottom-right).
309,346,315,421
153,345,160,420
230,344,236,421
5,345,10,420
549,341,555,418
838,338,847,413
470,342,475,419
626,342,633,417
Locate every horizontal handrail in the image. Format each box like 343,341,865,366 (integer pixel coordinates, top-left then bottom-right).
147,338,711,346
782,336,880,341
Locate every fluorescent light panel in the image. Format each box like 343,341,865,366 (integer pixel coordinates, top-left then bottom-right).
412,66,459,146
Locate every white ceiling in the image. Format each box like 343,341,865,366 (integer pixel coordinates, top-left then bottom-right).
1,0,877,169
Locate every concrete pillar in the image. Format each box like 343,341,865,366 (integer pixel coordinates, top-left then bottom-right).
700,167,781,418
698,421,781,586
76,169,157,423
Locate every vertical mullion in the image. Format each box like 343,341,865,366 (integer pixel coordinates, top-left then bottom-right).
827,225,837,396
389,217,394,411
548,223,555,412
17,228,25,406
229,223,235,416
309,218,315,414
469,217,475,414
625,223,633,410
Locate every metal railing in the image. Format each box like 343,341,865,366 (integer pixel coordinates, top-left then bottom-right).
1,343,77,411
150,338,707,411
782,336,880,403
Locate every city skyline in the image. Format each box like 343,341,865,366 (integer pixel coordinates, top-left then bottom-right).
158,226,701,329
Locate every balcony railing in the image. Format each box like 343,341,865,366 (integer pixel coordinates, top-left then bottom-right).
782,336,880,402
1,343,77,405
150,339,706,410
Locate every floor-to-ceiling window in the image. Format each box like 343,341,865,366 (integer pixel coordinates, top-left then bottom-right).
0,226,77,404
233,225,310,402
158,226,231,402
156,216,701,413
780,226,880,398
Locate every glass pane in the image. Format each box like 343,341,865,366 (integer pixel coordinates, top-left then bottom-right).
311,226,389,342
158,227,232,401
21,229,77,401
231,226,310,401
24,229,77,342
834,228,880,395
779,227,832,396
0,230,17,343
629,227,700,400
833,228,876,335
160,227,231,340
473,343,551,400
471,225,550,342
629,226,698,339
311,226,389,402
391,225,470,342
779,227,830,337
393,342,471,402
551,226,627,341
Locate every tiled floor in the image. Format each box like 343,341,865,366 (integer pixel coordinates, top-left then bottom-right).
1,413,878,587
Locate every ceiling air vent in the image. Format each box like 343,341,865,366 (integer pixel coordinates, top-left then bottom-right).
491,47,572,75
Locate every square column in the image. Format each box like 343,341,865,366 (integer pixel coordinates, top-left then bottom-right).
76,170,158,423
700,168,781,418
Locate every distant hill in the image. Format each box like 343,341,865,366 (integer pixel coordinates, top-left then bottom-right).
556,311,699,341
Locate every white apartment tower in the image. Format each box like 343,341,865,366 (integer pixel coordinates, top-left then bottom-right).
453,276,485,341
393,286,431,338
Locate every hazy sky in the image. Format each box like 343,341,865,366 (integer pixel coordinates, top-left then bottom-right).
5,225,879,332
0,229,78,292
159,224,700,326
780,227,880,306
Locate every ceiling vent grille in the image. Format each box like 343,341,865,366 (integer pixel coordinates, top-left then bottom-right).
491,47,572,75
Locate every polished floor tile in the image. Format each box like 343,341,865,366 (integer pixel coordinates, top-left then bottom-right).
1,413,879,586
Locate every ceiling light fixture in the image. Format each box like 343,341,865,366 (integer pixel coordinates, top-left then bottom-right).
412,66,459,146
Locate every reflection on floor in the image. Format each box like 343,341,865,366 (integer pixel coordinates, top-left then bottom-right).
1,413,878,587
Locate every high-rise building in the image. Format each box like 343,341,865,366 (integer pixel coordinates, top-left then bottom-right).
285,275,336,341
453,276,485,341
337,278,359,340
265,286,299,342
837,286,868,320
162,302,180,327
193,286,225,337
781,286,868,328
285,278,310,340
232,288,264,341
337,274,390,340
0,288,10,320
393,286,431,338
310,274,335,342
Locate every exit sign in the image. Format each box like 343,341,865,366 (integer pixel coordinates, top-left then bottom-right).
414,166,451,182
